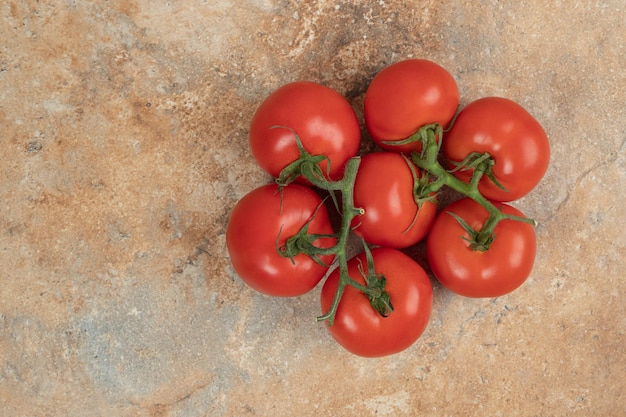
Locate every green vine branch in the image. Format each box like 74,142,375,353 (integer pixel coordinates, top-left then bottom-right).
272,130,393,326
407,124,536,250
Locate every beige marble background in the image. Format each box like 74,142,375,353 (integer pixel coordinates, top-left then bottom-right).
1,1,625,416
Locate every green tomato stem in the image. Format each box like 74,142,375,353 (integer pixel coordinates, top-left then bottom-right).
278,154,392,325
275,154,378,325
410,125,536,249
307,157,373,326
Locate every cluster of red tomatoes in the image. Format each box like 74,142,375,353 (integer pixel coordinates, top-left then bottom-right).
226,59,550,357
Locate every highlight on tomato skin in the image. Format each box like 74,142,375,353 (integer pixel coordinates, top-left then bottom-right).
442,96,551,202
364,59,460,154
426,198,537,298
226,183,336,297
320,248,433,358
249,81,361,183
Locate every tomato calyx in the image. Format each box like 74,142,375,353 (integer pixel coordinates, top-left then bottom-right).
381,123,443,155
356,243,394,317
446,211,494,252
447,151,508,193
276,200,337,267
401,153,438,234
271,126,332,188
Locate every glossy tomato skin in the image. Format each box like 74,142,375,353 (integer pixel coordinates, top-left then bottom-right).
321,248,433,357
249,81,361,181
443,97,550,202
351,152,437,248
364,59,460,153
426,198,536,298
226,183,335,297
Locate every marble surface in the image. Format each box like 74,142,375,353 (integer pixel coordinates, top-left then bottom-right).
1,1,624,416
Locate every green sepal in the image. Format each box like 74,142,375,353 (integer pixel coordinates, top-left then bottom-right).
448,151,509,192
275,198,338,266
271,126,331,188
380,123,443,159
358,242,394,317
400,153,439,234
447,211,495,252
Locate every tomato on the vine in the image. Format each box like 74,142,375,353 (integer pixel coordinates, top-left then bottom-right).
320,248,433,357
351,152,437,248
426,197,536,298
226,183,335,297
249,81,361,182
364,59,460,153
229,59,546,357
443,97,550,202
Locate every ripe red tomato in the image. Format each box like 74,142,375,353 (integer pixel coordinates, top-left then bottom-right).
364,59,460,153
351,152,437,248
426,198,536,298
320,248,433,357
249,81,361,181
443,97,550,202
226,183,335,296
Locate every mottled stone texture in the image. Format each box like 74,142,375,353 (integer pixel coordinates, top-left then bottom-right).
1,1,624,416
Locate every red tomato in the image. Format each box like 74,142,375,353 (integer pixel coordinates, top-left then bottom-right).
320,248,433,357
249,81,361,181
443,97,550,202
364,59,460,153
226,183,335,296
426,198,536,298
351,152,437,248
